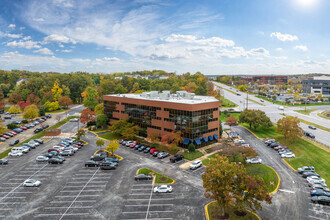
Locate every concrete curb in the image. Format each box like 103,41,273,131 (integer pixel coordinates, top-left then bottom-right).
204,201,261,220
282,159,297,172
264,164,281,195
238,125,263,140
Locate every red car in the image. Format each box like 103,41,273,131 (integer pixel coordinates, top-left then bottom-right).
130,144,137,148
150,148,159,154
10,131,17,135
274,145,287,151
48,148,60,153
20,127,28,130
2,135,10,139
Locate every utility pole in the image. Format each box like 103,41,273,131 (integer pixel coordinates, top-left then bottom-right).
246,92,248,109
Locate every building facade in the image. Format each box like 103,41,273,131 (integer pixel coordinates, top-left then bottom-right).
252,75,288,84
104,91,220,148
302,77,330,97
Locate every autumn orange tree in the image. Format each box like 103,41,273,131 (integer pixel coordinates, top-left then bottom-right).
277,116,303,144
58,96,73,109
148,132,160,143
202,155,271,217
225,116,238,129
79,108,96,124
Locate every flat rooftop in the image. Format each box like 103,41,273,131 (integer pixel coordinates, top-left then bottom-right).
105,91,219,105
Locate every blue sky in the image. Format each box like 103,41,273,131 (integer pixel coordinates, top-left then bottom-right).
0,0,329,74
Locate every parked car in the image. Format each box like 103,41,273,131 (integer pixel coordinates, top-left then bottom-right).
311,184,330,192
303,172,320,178
311,196,330,205
307,176,325,182
310,189,330,197
36,156,49,162
20,126,28,130
9,139,19,146
246,158,262,164
34,128,43,134
157,152,170,159
144,147,152,153
48,158,63,164
21,146,31,153
12,120,21,125
85,160,99,167
298,166,315,174
308,180,327,187
135,174,152,181
52,156,65,161
153,185,172,193
104,157,119,163
23,143,35,149
33,139,44,144
46,114,52,118
0,159,8,165
152,151,160,157
60,149,74,156
274,145,287,151
8,151,23,156
138,145,147,151
0,137,6,142
190,160,202,170
90,154,107,161
23,179,41,187
170,155,184,163
150,148,159,154
70,118,79,122
280,152,295,158
278,149,291,154
29,140,40,147
134,144,143,150
100,162,116,170
4,132,14,137
270,142,281,148
264,139,275,144
308,125,317,130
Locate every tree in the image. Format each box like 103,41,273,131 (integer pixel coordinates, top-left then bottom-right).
188,143,195,153
94,103,104,115
225,116,238,129
8,105,22,115
42,91,54,104
109,119,133,137
0,92,4,111
96,114,109,128
58,96,73,109
106,142,119,156
122,125,139,140
238,85,248,92
96,139,105,150
161,131,182,145
79,108,96,124
202,155,271,217
51,80,63,101
9,93,23,104
83,87,98,110
219,120,223,138
114,84,127,94
23,104,39,119
131,82,140,93
76,129,86,140
148,132,160,143
43,101,59,112
27,93,40,105
277,116,303,144
239,109,272,130
0,120,6,135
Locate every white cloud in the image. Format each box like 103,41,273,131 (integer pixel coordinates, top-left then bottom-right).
59,44,64,48
43,34,76,44
23,36,32,40
5,33,22,38
270,32,298,41
165,34,235,47
8,24,16,28
34,48,54,55
6,40,41,49
61,49,72,53
33,18,45,22
294,45,308,51
103,57,120,61
276,48,283,51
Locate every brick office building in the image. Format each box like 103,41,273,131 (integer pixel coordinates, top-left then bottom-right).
103,91,220,148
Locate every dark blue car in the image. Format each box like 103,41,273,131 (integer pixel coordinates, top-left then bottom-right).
43,153,53,158
311,189,330,197
104,157,119,163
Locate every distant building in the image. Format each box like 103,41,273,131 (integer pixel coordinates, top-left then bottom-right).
252,75,288,85
103,91,219,148
276,94,293,102
302,76,330,97
16,78,28,86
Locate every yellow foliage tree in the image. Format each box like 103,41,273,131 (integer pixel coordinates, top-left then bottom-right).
8,105,22,114
106,142,119,156
51,80,63,101
0,120,6,135
23,104,39,119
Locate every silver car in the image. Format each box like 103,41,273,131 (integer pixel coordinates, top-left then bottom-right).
153,185,172,193
36,156,49,162
23,179,41,187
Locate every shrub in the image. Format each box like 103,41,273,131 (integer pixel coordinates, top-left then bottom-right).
188,143,196,153
7,123,19,129
21,120,28,124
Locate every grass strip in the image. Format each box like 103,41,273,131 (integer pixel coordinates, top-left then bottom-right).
219,96,238,108
206,201,259,220
220,112,241,122
183,151,204,160
248,98,264,106
137,168,174,184
98,132,120,141
246,164,279,193
0,116,79,159
202,154,216,166
293,109,317,115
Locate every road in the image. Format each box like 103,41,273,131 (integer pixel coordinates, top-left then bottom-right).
213,81,330,147
232,126,329,220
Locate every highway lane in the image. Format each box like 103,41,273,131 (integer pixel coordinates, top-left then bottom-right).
213,81,330,147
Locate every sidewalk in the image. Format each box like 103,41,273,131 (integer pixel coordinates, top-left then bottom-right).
179,149,222,170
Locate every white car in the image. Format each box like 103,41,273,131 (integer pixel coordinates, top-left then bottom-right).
70,118,79,122
281,152,295,158
8,151,23,157
234,139,245,144
190,160,202,170
153,185,172,193
278,106,284,110
246,158,262,164
29,141,39,147
23,179,41,187
53,146,65,151
17,146,29,153
36,156,49,162
308,179,327,187
307,176,325,182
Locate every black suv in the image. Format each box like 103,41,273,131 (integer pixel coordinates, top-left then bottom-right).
311,196,330,205
170,155,184,163
85,160,99,167
34,128,43,134
304,131,315,139
48,158,63,164
9,139,19,146
100,162,116,170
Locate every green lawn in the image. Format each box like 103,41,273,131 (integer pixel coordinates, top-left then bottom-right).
183,151,203,160
220,96,238,108
294,109,317,115
46,109,67,114
98,132,120,141
318,110,330,120
246,164,279,193
137,168,174,184
220,112,241,122
241,124,330,183
207,201,259,220
202,154,216,166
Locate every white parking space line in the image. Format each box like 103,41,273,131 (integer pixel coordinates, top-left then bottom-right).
309,209,330,215
45,206,93,209
125,204,173,207
127,198,173,201
50,200,97,203
59,167,100,220
0,192,32,194
55,195,101,198
1,196,26,199
308,216,327,220
0,208,12,211
131,188,153,191
129,193,151,196
36,213,90,217
0,202,27,205
0,163,47,202
60,189,103,193
122,211,173,214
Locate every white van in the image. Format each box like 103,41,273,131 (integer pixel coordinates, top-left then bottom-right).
278,106,284,110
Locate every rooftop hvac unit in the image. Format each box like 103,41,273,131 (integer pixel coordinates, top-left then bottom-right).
185,93,195,99
162,90,171,95
176,91,187,97
159,93,170,100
